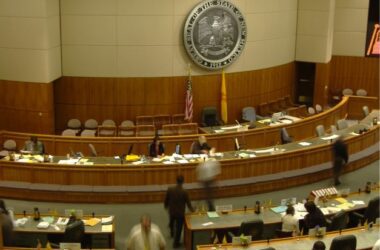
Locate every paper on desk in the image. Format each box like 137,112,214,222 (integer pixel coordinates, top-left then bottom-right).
320,208,330,215
17,158,34,163
132,161,143,165
335,197,348,204
327,207,342,213
336,203,355,210
101,215,114,225
350,132,360,136
152,157,163,162
294,203,307,212
352,200,365,205
270,206,287,214
58,159,79,165
83,217,101,226
163,161,174,164
254,148,274,154
42,216,55,224
321,134,340,140
221,125,241,130
83,162,93,165
298,142,311,146
294,211,307,220
207,212,219,218
214,129,224,133
101,225,113,232
177,159,189,164
202,222,214,226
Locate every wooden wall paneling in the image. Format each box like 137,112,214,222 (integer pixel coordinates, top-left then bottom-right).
347,96,379,120
329,56,379,97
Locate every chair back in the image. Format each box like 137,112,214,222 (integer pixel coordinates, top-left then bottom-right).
315,104,323,113
362,106,369,117
102,119,116,126
328,211,348,231
342,88,353,96
63,220,85,244
67,119,81,129
239,219,264,241
98,126,116,136
201,107,220,127
315,125,325,137
153,115,171,129
178,123,198,135
330,125,338,134
120,120,134,127
329,234,356,250
3,139,17,151
242,107,257,122
336,119,348,130
62,129,77,136
364,196,380,224
84,119,98,129
308,107,316,115
118,120,136,136
356,89,367,96
80,130,96,137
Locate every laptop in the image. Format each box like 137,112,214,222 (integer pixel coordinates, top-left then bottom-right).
60,243,81,250
309,226,326,237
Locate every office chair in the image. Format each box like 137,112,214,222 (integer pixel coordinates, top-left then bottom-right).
201,106,222,127
50,220,86,248
67,118,82,134
362,106,369,117
308,107,316,115
118,120,135,136
351,196,379,225
62,129,77,136
356,89,367,96
0,139,17,157
336,119,348,130
315,104,323,113
241,107,263,122
227,219,264,242
280,128,292,144
330,125,338,134
326,210,348,231
315,125,325,137
329,234,356,250
342,88,353,96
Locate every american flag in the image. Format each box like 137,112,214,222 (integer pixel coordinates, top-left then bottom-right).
185,77,193,122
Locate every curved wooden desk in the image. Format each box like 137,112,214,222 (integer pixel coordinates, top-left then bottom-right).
0,107,378,203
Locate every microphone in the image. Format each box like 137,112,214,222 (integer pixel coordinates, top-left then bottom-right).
235,120,241,126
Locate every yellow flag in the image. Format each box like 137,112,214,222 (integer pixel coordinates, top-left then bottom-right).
221,69,228,124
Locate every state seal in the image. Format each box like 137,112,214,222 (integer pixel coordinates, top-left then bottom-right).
184,0,247,70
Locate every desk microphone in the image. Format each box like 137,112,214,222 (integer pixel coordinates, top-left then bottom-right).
235,120,241,126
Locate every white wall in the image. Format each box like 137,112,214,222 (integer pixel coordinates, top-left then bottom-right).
333,0,369,56
0,0,61,83
60,0,298,77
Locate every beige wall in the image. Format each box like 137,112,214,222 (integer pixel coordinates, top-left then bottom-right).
61,0,297,77
296,0,336,63
333,0,369,56
0,0,61,83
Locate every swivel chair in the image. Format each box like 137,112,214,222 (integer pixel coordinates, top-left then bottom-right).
242,107,264,122
201,106,222,127
280,128,293,144
362,106,369,117
351,196,379,225
228,219,264,242
51,220,86,248
336,119,348,130
329,234,356,250
326,210,348,231
315,125,325,137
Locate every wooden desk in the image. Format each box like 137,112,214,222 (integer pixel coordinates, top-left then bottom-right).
12,214,115,248
196,226,380,250
185,190,380,249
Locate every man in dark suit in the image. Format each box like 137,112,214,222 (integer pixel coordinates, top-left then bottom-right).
149,135,164,157
164,175,194,248
303,200,326,234
332,139,348,185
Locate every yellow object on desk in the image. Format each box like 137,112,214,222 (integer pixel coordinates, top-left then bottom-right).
125,154,140,161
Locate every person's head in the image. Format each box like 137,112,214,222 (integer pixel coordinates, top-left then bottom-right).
286,205,295,216
312,240,326,250
140,214,151,234
304,200,317,213
198,135,207,145
30,136,38,143
176,175,184,185
0,199,8,214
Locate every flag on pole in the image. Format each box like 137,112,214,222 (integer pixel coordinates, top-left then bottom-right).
185,66,193,122
221,69,228,124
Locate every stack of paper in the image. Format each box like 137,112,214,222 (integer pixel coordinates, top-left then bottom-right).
83,217,101,226
101,215,114,225
207,212,219,218
102,225,113,232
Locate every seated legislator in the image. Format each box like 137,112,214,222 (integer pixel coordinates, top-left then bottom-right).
303,200,327,234
0,200,14,246
190,135,215,155
149,135,165,157
23,136,45,154
281,205,300,235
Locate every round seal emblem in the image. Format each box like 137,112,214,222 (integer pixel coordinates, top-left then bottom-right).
184,0,247,70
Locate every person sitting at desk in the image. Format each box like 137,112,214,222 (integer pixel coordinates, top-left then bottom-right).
190,135,215,155
23,136,44,154
303,200,326,234
149,135,164,157
281,205,300,235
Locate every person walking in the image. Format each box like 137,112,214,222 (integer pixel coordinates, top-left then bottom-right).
164,175,194,248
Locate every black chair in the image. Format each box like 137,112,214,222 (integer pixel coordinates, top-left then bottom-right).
50,220,86,248
201,106,222,127
326,211,348,231
280,128,293,144
329,234,356,250
351,196,379,225
228,219,264,242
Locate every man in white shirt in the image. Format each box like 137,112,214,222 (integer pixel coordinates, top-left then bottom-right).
126,214,166,250
281,205,300,235
196,160,221,211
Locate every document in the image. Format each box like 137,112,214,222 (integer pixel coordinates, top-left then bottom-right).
202,222,214,226
321,134,340,140
101,225,113,232
83,217,101,226
352,200,365,205
101,215,114,225
207,212,219,218
298,142,311,146
177,159,189,164
335,197,348,204
270,206,287,214
254,148,274,154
